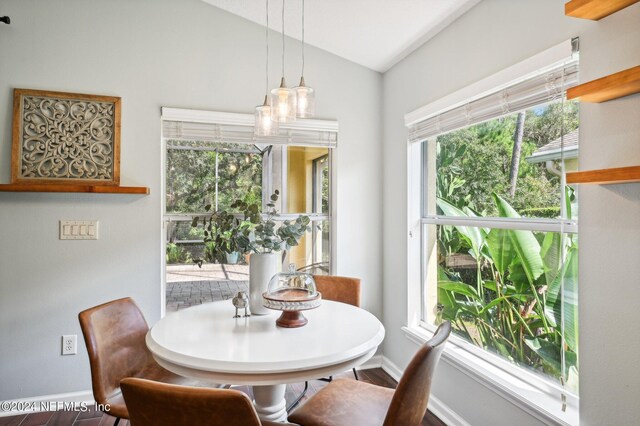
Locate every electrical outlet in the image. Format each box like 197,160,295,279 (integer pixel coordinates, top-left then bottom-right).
62,334,77,355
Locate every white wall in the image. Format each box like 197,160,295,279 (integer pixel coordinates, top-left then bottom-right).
0,0,383,400
382,0,640,425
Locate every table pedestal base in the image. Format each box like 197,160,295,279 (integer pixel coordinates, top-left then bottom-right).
253,384,287,422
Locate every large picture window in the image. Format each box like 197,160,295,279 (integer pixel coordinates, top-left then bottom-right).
424,100,578,386
407,40,580,424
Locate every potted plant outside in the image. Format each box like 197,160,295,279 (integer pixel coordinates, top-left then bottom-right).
193,190,310,314
193,209,251,265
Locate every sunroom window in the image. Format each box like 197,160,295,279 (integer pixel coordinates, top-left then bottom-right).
164,141,332,271
161,109,337,311
406,40,580,423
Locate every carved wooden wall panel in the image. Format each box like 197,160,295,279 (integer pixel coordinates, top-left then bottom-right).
12,89,121,185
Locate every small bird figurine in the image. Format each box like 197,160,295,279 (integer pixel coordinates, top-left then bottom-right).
232,291,250,318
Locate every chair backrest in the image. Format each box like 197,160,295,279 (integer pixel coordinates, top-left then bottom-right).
312,275,361,307
78,297,153,406
383,322,451,426
121,377,262,426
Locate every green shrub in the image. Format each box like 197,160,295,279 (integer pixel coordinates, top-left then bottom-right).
166,243,192,264
519,206,561,218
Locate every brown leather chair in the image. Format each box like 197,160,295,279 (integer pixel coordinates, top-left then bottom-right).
78,297,207,425
288,321,452,426
286,275,362,412
120,378,292,426
313,275,361,379
312,275,361,308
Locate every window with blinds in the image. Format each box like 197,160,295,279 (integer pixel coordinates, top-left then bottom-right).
162,107,337,276
406,39,580,424
162,108,337,148
407,38,579,144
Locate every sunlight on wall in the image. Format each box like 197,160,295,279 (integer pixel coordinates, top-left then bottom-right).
287,146,328,269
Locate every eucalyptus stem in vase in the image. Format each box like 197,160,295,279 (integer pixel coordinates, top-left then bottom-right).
191,190,311,265
232,190,312,314
234,190,311,255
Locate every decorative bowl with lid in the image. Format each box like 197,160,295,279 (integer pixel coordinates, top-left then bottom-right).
263,264,322,328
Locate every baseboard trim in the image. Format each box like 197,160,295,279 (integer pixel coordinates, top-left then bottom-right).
381,356,470,426
0,356,384,418
0,390,94,417
428,395,471,426
2,355,467,424
381,355,403,381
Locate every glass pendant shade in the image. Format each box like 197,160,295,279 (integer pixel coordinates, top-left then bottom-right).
254,96,279,136
295,77,315,118
270,77,297,123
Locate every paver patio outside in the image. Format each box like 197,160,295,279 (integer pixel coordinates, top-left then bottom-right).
166,263,249,312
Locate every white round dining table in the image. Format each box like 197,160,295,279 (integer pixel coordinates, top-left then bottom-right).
146,300,385,422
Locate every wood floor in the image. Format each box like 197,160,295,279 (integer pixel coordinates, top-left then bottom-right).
0,368,445,426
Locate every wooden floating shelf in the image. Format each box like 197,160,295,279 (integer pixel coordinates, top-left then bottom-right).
567,65,640,103
566,166,640,184
0,184,150,194
565,0,640,20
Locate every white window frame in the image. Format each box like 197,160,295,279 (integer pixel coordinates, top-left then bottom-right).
405,40,579,426
160,108,339,316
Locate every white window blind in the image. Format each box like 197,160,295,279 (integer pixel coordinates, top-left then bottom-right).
407,40,579,144
161,108,338,148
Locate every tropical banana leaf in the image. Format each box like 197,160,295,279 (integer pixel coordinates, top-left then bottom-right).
525,336,577,377
507,259,530,294
437,198,485,257
438,281,481,301
483,280,498,292
463,206,490,235
478,296,510,314
540,231,562,286
486,228,516,275
492,340,512,359
565,185,577,221
437,290,481,320
438,267,468,316
493,194,543,284
483,280,527,302
437,286,457,310
544,246,579,353
478,294,532,314
524,336,561,375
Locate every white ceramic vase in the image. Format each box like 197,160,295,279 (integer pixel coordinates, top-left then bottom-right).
249,252,281,315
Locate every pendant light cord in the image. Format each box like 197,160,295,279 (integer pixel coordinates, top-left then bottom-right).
281,0,285,80
301,0,305,78
265,0,269,95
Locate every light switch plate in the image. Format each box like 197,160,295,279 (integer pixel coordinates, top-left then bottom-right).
60,220,99,240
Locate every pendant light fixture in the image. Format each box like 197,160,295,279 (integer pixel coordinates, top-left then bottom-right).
270,0,297,123
294,0,315,118
255,0,278,136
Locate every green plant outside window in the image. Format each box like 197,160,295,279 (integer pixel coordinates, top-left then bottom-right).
429,100,579,392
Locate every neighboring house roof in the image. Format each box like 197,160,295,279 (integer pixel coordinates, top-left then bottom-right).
526,128,579,164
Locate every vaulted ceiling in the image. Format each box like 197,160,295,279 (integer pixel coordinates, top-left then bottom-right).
202,0,481,72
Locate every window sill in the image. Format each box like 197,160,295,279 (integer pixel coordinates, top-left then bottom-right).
402,326,578,426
